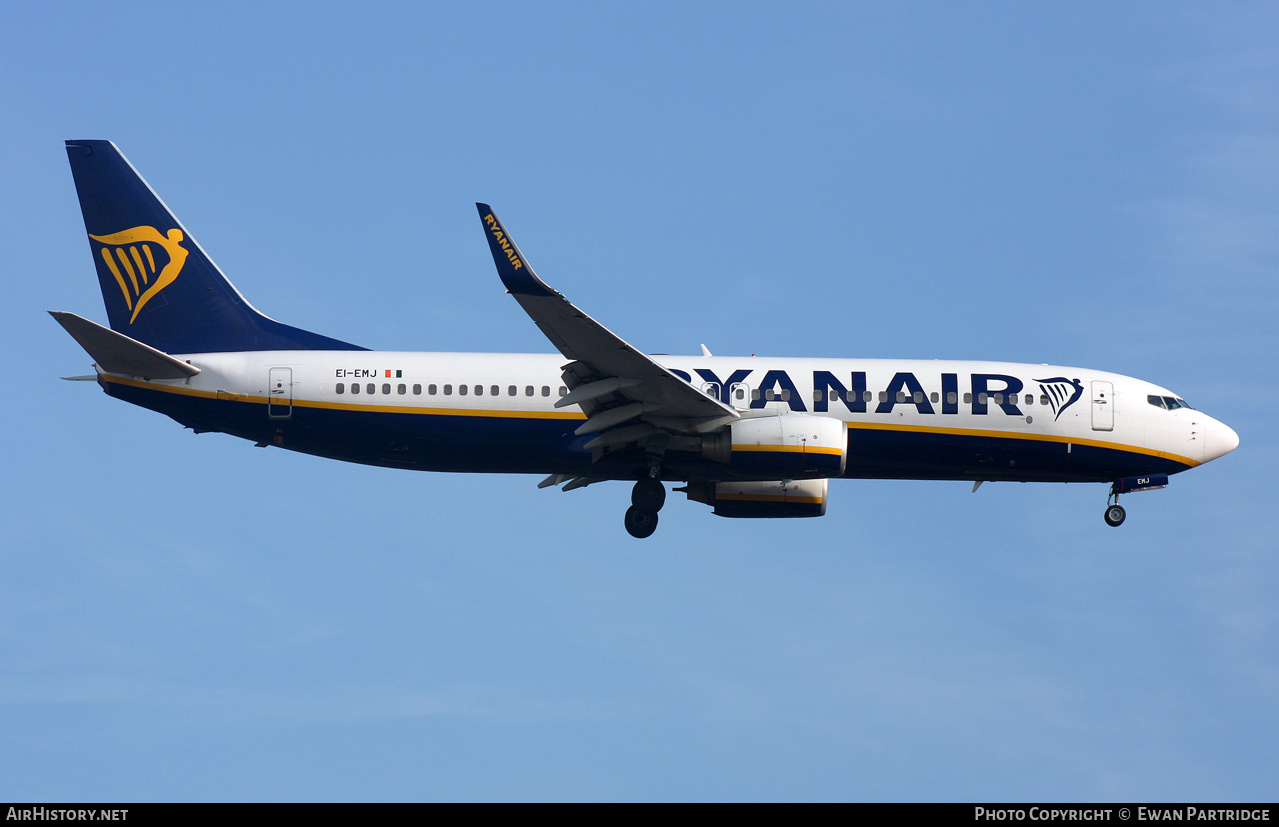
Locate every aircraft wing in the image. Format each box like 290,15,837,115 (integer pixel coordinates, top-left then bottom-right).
476,204,739,440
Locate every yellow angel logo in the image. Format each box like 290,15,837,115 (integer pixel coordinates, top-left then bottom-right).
88,226,189,323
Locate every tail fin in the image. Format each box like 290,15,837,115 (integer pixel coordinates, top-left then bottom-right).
65,140,365,353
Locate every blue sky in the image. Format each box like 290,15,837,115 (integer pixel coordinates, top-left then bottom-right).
2,1,1276,801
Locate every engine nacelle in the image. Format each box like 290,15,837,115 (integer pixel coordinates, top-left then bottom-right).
699,414,846,479
683,478,829,518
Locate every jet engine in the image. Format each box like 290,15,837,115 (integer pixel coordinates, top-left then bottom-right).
699,414,847,479
681,478,829,518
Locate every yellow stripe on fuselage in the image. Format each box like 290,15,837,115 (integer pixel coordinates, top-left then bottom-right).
97,374,1199,466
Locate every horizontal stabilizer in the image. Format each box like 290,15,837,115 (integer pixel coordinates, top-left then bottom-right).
50,311,200,380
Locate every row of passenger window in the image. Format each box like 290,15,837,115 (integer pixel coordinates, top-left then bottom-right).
741,388,1055,406
336,382,1070,408
335,382,569,398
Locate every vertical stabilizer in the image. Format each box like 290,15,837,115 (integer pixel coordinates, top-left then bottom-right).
65,140,364,353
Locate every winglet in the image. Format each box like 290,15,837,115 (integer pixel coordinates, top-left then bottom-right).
475,204,557,297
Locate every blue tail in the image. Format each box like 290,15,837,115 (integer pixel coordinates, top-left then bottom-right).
65,140,365,354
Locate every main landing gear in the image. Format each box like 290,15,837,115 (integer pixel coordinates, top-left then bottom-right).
1104,485,1126,528
625,477,666,539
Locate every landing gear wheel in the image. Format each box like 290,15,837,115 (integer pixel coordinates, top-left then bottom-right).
1104,504,1126,527
624,506,659,539
632,478,666,512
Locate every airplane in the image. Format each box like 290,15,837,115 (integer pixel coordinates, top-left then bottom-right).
52,140,1239,538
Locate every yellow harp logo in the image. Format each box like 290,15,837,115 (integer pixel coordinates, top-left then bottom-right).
88,226,189,324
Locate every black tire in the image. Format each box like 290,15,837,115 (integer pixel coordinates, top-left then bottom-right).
631,478,666,512
624,505,659,539
1104,504,1126,527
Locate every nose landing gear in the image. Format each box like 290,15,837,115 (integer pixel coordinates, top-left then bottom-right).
1104,483,1126,527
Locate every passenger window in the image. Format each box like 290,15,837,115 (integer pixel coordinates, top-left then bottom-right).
765,389,776,401
930,392,939,403
382,383,391,394
444,384,452,395
413,384,422,395
913,391,923,403
879,391,888,403
508,385,517,396
559,386,568,396
735,388,745,400
366,383,375,395
398,384,406,395
993,393,1003,404
351,383,360,395
1041,395,1049,405
336,383,345,394
863,391,873,403
781,390,790,401
491,385,500,396
541,386,550,397
979,393,988,404
947,392,957,405
427,384,436,395
474,385,482,396
525,386,534,396
964,393,973,404
459,385,468,396
1024,394,1033,405
813,389,823,402
896,391,906,403
751,389,760,401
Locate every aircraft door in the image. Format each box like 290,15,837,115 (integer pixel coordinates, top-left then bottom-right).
729,382,752,411
1091,380,1113,431
268,367,292,419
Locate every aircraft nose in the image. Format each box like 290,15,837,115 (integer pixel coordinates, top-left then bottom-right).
1202,417,1240,463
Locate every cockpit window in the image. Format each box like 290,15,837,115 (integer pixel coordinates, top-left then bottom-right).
1149,394,1194,411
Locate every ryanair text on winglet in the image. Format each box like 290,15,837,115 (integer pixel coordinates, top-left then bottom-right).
483,213,524,270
